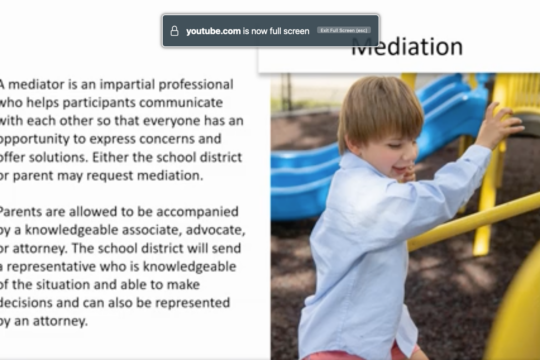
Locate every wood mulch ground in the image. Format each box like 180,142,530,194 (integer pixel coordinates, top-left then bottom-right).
271,111,540,360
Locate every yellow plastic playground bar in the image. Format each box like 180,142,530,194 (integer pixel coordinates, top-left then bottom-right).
474,73,540,256
457,75,478,164
468,73,478,90
400,73,416,89
407,191,540,252
484,241,540,360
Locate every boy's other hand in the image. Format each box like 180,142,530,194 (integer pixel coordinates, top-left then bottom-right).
402,166,416,183
475,102,525,150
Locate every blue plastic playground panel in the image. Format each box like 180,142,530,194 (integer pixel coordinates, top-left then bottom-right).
271,177,333,221
270,74,488,221
475,73,494,85
422,82,470,117
271,142,339,169
417,87,488,162
416,73,463,103
272,157,340,187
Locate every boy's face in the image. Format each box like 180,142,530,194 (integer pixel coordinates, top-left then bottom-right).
353,135,418,180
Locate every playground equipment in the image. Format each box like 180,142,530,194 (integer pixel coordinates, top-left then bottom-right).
407,191,540,360
473,74,540,256
271,74,488,221
484,240,540,360
407,192,540,251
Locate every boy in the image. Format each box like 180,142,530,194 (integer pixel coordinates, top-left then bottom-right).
298,76,524,360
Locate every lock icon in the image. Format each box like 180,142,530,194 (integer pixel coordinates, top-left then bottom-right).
171,26,179,36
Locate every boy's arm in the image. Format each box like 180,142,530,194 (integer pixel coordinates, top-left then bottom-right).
361,144,491,251
358,102,523,251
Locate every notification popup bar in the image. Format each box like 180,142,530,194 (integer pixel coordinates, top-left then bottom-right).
162,15,379,47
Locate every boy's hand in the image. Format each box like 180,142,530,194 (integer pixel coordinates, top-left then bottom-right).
402,166,416,183
475,102,525,150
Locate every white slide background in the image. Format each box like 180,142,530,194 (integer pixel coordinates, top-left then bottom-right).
0,2,269,359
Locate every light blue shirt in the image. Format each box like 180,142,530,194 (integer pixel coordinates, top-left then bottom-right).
298,145,492,360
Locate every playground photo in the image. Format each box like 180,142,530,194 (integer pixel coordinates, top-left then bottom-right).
270,74,540,360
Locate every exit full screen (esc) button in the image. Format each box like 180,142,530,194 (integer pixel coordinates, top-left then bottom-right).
317,26,371,34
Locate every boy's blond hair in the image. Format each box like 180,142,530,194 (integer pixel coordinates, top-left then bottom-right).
337,76,424,154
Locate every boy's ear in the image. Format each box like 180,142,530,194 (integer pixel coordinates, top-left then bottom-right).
344,135,362,157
